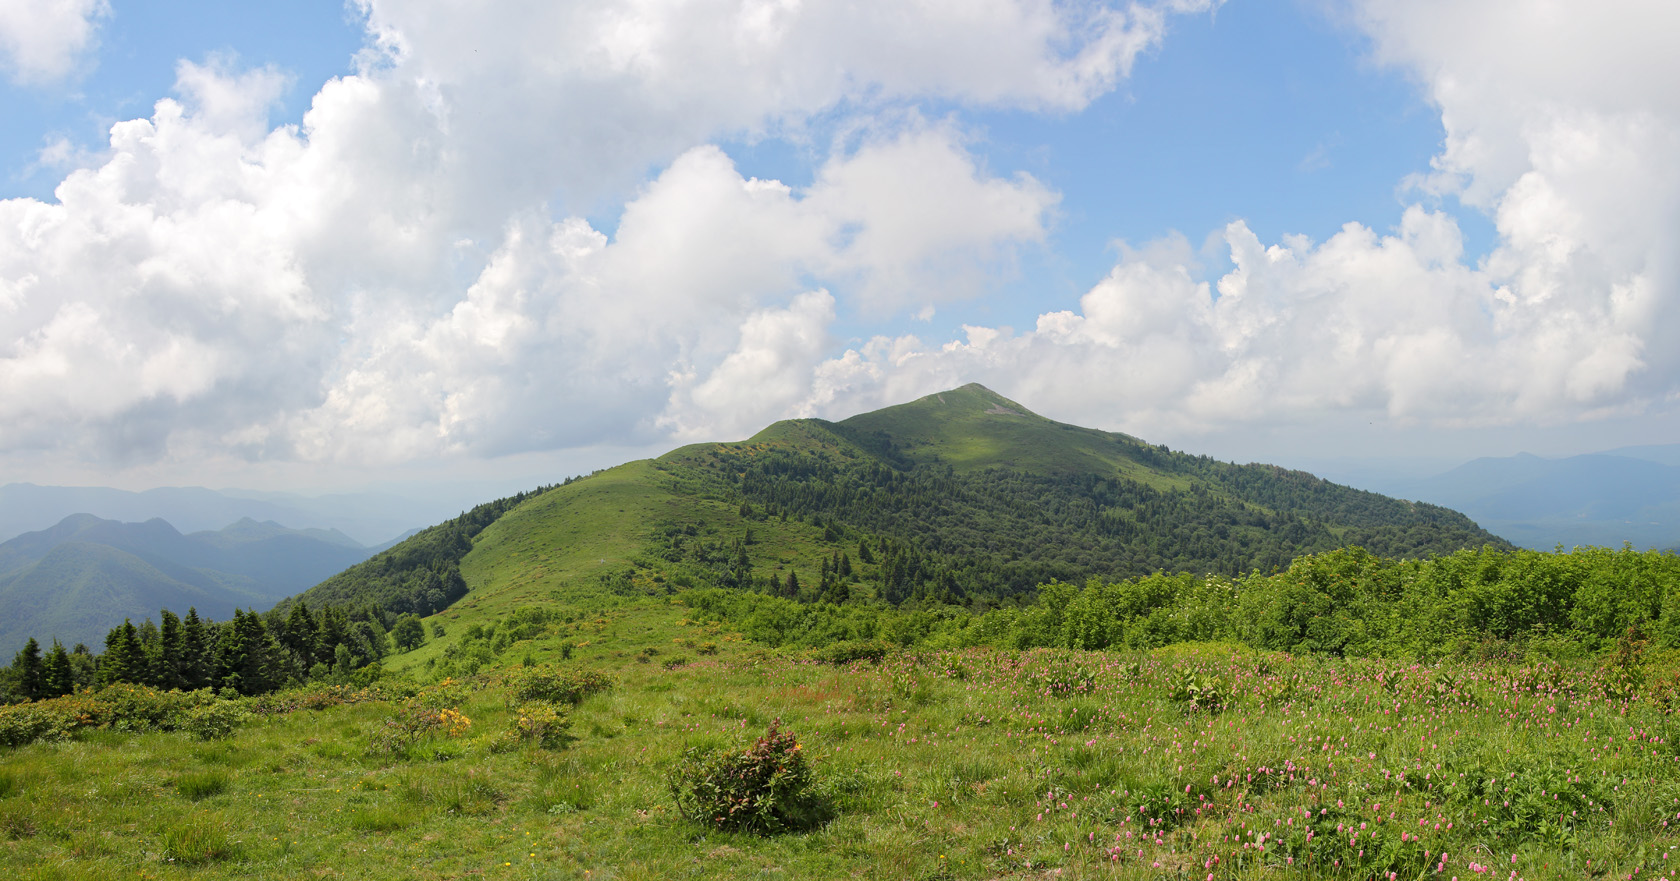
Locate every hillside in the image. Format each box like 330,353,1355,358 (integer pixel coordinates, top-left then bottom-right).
305,384,1507,678
0,515,383,653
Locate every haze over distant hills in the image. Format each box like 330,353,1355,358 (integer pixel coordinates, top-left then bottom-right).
1349,445,1680,551
0,514,399,655
0,484,434,547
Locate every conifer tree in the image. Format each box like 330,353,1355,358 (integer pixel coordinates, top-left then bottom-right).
180,608,212,691
100,620,145,686
12,637,43,700
42,639,73,698
149,609,186,691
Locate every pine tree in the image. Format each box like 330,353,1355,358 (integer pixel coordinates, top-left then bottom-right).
149,609,185,691
12,637,43,701
283,602,319,675
42,640,73,698
100,620,145,686
217,610,283,696
180,608,212,691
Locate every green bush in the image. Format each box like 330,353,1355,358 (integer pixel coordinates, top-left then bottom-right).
805,639,893,665
369,704,473,758
182,701,247,741
669,720,828,834
0,702,77,747
1168,668,1226,713
490,701,573,752
506,666,612,706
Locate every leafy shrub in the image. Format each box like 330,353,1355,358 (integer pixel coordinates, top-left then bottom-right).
1169,669,1226,713
669,720,827,834
806,639,893,665
182,701,247,741
0,702,77,747
490,701,573,752
369,705,473,757
506,666,612,706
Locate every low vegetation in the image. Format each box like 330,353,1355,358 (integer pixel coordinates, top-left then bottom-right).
1,386,1675,878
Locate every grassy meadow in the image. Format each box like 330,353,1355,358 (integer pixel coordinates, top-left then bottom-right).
4,591,1679,880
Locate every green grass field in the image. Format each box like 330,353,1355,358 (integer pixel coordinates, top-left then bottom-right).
5,611,1678,880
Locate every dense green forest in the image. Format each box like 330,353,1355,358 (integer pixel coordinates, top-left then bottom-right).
692,445,1503,604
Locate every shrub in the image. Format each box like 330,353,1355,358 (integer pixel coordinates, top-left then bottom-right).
806,639,892,665
1169,669,1226,713
490,701,573,752
0,702,77,748
369,705,473,757
182,701,247,741
506,666,612,706
669,720,827,834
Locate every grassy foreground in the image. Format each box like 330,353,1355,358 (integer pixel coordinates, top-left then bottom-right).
4,596,1679,880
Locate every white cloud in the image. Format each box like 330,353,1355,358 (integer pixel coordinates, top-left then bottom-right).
0,0,107,84
5,0,1174,468
21,0,1677,478
732,0,1680,445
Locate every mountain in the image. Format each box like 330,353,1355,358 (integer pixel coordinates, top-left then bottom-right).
1381,450,1680,550
0,515,384,654
298,384,1507,634
0,484,431,547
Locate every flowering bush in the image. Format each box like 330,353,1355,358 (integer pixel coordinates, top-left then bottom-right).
668,720,827,834
369,704,473,757
490,701,573,752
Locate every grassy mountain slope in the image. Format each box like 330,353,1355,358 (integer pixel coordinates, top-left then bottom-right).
361,384,1503,676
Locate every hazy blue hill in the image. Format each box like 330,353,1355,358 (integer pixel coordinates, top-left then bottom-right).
0,483,428,546
1392,451,1680,550
0,541,273,654
0,515,386,654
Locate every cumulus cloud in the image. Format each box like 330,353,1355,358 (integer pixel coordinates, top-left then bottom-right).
0,0,1190,468
0,0,107,84
720,0,1680,443
13,0,1673,477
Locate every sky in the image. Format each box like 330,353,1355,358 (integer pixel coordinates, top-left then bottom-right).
1,0,1678,500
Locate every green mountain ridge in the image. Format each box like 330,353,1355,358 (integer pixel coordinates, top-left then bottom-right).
297,384,1506,672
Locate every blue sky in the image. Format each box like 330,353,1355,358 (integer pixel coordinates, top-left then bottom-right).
0,0,1676,497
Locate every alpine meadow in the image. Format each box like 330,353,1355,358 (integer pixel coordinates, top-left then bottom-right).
4,385,1680,880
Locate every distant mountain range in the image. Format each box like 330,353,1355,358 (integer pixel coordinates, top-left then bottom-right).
0,483,432,547
0,514,407,655
1371,445,1680,551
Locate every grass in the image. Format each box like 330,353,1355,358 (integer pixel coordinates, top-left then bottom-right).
4,634,1679,879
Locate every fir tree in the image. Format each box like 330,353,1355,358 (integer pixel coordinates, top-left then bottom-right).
42,640,73,698
180,608,212,691
149,609,185,691
12,637,43,700
100,620,145,686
